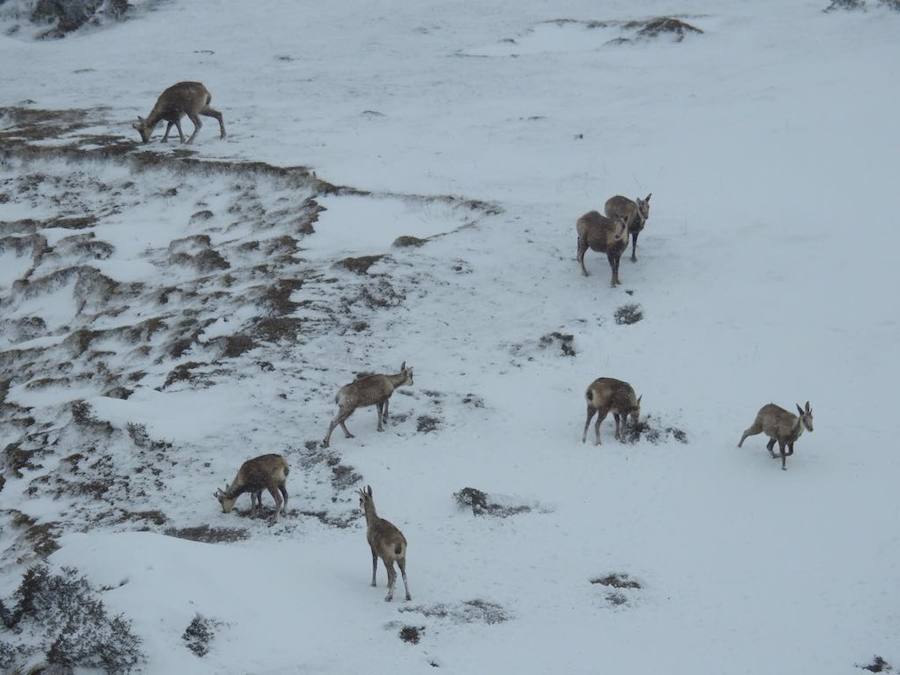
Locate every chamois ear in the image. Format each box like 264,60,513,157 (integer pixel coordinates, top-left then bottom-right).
637,395,642,405
400,361,406,371
645,193,652,202
796,404,804,416
366,485,373,497
805,401,811,412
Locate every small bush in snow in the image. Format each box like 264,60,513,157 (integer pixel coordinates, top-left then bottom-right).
0,565,143,673
182,614,220,657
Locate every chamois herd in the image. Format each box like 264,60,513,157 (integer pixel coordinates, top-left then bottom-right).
133,82,814,602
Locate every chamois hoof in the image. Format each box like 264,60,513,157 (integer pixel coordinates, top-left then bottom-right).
384,595,393,602
321,440,330,448
405,594,412,602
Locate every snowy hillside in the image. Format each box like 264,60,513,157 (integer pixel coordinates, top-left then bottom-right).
1,0,899,673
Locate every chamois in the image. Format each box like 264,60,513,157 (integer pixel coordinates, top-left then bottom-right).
576,211,629,286
358,485,411,602
322,362,414,448
605,193,651,262
214,453,289,521
738,401,814,470
132,81,226,144
582,377,642,445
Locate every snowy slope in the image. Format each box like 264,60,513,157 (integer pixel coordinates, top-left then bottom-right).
1,1,899,673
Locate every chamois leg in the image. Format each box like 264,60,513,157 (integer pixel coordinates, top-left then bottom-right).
185,112,202,144
766,437,777,458
631,232,639,262
738,422,762,447
577,237,589,276
582,406,597,443
382,397,390,426
161,122,174,142
786,441,795,456
200,106,226,139
268,486,284,522
370,547,378,587
384,560,396,602
594,406,610,445
607,252,618,287
613,413,622,441
251,491,261,517
323,408,355,447
778,440,787,470
376,401,385,432
278,484,288,513
398,557,412,601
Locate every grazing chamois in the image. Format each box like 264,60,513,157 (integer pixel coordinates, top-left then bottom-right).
132,81,226,144
576,211,629,286
738,401,814,470
582,377,642,445
214,453,289,521
358,485,411,602
605,193,651,262
322,362,414,448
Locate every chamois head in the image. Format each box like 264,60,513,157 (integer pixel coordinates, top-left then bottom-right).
132,116,152,144
629,394,642,428
795,401,814,432
213,483,236,513
358,484,374,514
636,193,651,221
399,362,414,386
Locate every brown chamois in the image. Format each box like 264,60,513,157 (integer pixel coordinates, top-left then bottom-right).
604,193,651,262
132,81,226,144
322,362,414,448
358,485,411,602
576,211,629,286
582,377,642,445
214,453,289,521
738,401,814,470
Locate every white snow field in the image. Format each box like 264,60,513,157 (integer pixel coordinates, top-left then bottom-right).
1,0,899,673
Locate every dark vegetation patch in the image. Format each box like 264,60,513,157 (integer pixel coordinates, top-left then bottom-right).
591,573,642,589
252,316,304,342
614,303,643,325
218,334,256,358
399,599,510,625
539,331,575,356
182,614,220,657
0,565,143,672
29,0,130,39
164,525,249,543
623,415,688,445
393,235,427,248
399,625,425,644
605,591,628,606
454,487,531,517
825,0,899,9
336,254,385,275
461,393,485,408
416,415,442,433
858,656,893,672
627,17,703,41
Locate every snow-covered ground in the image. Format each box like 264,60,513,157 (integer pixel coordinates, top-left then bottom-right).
1,1,899,673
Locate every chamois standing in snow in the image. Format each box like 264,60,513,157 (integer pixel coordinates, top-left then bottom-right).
738,401,814,470
576,211,629,286
604,193,651,262
582,377,642,445
214,453,289,522
132,81,226,144
358,485,411,602
322,362,414,448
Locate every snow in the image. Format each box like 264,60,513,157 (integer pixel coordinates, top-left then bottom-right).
1,0,899,674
